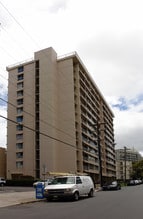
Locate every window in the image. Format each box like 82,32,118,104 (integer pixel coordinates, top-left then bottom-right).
16,152,23,159
16,134,23,140
17,99,23,105
76,177,82,184
16,143,23,149
36,104,39,111
17,74,24,81
16,161,23,168
17,82,23,89
17,90,23,97
18,66,24,73
16,124,23,131
16,116,23,123
50,177,75,185
36,78,39,84
17,107,23,114
35,60,39,68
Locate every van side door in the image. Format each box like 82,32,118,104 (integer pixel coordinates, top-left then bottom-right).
76,176,84,195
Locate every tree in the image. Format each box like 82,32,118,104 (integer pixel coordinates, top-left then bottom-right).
131,160,143,179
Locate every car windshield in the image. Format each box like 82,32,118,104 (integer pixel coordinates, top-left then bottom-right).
47,178,53,183
111,181,117,185
50,177,75,185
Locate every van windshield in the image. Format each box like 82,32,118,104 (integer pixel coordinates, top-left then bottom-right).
50,177,75,185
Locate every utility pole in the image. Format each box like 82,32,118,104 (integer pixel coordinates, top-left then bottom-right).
97,122,103,187
124,146,127,184
92,121,104,188
42,164,46,187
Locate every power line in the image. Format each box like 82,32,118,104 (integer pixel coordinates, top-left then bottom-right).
0,24,31,58
0,114,77,150
0,114,99,158
0,3,77,122
4,51,76,121
0,44,18,62
0,77,76,140
0,94,77,142
0,1,41,50
0,2,88,143
0,1,77,88
0,95,76,140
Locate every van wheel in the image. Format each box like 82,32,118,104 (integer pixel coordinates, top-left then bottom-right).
47,197,52,202
73,192,79,201
88,189,94,197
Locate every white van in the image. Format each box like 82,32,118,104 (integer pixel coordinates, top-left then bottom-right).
43,175,94,201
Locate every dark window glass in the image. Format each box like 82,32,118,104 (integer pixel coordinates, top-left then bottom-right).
17,74,24,81
76,177,82,184
17,91,23,97
16,152,23,159
16,143,23,149
16,134,23,140
17,107,23,114
18,66,24,73
35,60,39,68
16,161,23,168
17,99,23,105
17,82,23,89
16,124,23,131
16,116,23,123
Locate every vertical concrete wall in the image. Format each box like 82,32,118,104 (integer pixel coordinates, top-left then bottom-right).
0,147,6,178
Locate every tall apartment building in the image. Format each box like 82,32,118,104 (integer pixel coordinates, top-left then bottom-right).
6,47,115,182
116,148,142,162
116,148,142,180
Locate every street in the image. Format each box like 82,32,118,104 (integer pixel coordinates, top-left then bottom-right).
0,185,143,219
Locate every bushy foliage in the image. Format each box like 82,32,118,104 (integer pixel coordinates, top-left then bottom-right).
131,160,143,179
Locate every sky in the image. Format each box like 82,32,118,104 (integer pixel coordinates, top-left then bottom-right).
0,0,143,154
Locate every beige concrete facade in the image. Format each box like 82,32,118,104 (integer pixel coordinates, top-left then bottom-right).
116,160,132,181
0,147,6,178
116,148,142,180
7,47,116,182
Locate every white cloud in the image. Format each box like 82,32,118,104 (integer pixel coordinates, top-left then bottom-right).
78,31,143,98
48,0,68,13
107,95,143,152
114,108,143,151
0,0,143,154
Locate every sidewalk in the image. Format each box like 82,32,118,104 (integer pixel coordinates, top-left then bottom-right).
0,190,40,208
0,188,100,208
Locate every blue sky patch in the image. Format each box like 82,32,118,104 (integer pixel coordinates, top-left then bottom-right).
0,91,7,108
130,94,143,106
112,97,129,111
112,94,143,111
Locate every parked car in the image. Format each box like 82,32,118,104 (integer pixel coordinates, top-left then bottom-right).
43,175,95,201
127,179,142,186
135,179,142,185
127,180,136,186
102,181,121,191
0,177,6,186
33,178,53,188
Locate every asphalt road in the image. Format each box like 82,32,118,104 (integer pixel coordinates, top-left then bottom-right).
0,185,143,219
